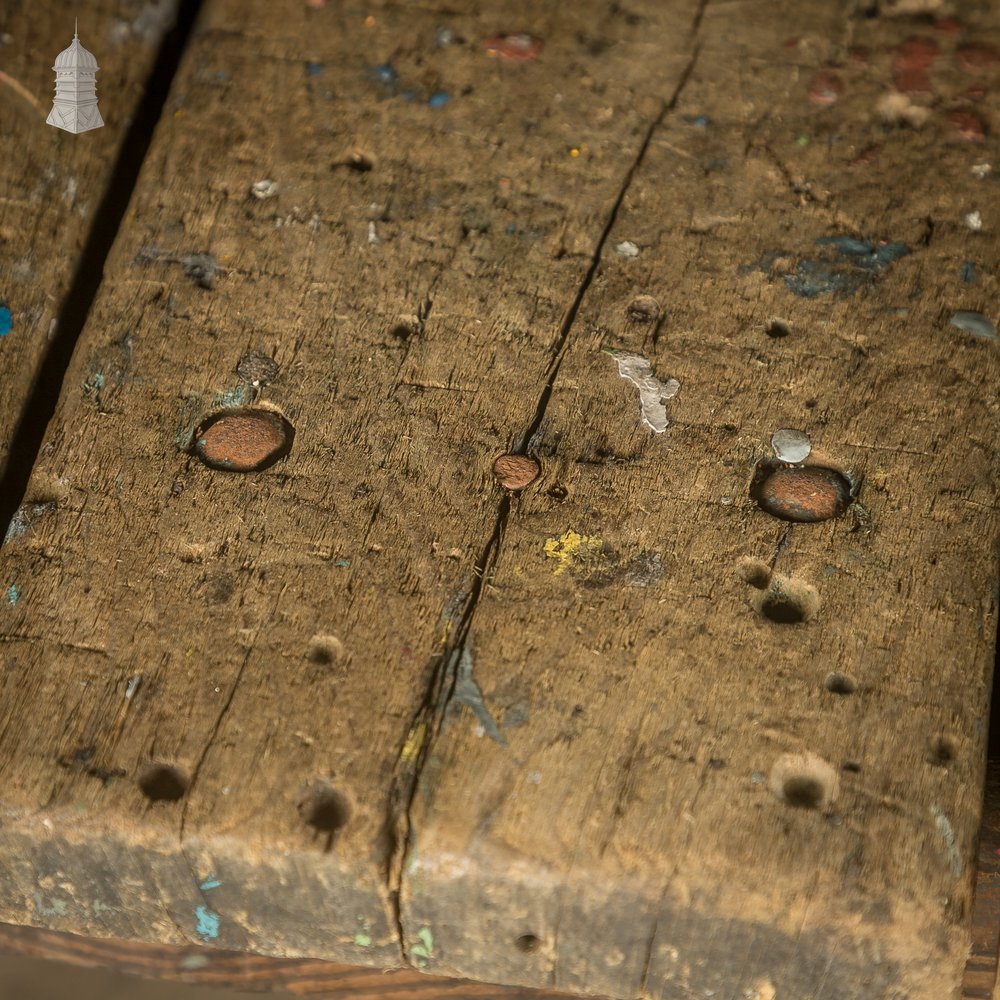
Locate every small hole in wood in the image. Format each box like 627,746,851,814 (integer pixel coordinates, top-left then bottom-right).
738,557,771,590
769,752,838,811
782,775,825,809
515,934,541,953
546,483,569,501
307,634,344,665
298,781,350,833
824,672,856,695
926,734,956,767
756,575,819,625
765,318,791,338
137,762,189,802
842,761,862,773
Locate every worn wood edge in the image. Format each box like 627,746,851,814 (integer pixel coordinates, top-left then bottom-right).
964,756,1000,1000
0,921,602,1000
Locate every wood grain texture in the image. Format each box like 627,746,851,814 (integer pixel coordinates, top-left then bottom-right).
399,3,1000,999
0,922,596,999
0,0,174,483
0,0,698,984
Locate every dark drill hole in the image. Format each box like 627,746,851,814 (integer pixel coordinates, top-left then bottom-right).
137,762,189,802
782,775,824,809
298,781,350,833
765,319,791,338
347,153,374,172
926,734,956,767
515,934,541,953
546,483,569,501
761,595,806,624
824,672,856,695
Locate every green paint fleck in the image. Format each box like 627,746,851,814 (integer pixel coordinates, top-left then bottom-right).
796,134,810,147
354,932,373,947
6,584,20,605
213,385,250,408
411,925,434,967
333,559,351,568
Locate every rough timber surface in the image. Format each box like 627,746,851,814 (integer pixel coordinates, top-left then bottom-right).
0,4,998,1000
0,1,173,484
0,0,697,981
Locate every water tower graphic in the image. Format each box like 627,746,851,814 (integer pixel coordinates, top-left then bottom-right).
46,19,104,133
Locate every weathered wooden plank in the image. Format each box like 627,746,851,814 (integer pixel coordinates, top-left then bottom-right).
0,0,701,982
400,3,1000,999
963,759,1000,1000
0,921,597,999
0,1,184,491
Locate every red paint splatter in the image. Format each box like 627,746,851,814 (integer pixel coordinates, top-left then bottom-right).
808,69,844,107
947,108,986,143
968,86,986,101
932,18,962,35
957,43,1000,75
482,34,541,61
893,37,939,95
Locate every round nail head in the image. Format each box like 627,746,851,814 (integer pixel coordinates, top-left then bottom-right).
752,464,851,523
192,408,293,472
492,454,541,491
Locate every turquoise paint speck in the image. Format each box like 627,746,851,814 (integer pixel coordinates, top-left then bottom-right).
354,931,373,947
0,305,11,336
334,559,351,568
427,91,450,109
195,905,220,940
6,584,20,605
199,877,222,891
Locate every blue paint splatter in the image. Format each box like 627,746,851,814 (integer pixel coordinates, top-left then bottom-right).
745,236,910,299
950,311,996,339
334,559,351,568
371,64,397,85
199,877,222,891
6,584,20,605
427,91,451,109
0,305,11,336
960,261,977,283
195,905,220,940
305,61,324,76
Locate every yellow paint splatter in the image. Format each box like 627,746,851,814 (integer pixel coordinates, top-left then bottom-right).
543,530,604,575
400,721,426,764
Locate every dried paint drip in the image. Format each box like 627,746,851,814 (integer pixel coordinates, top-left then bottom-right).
482,33,541,60
751,461,851,523
492,454,540,491
191,408,294,472
0,304,11,336
950,311,996,339
771,428,811,463
606,350,679,434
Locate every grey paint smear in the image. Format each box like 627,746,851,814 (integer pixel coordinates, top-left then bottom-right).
606,350,680,433
452,644,507,747
931,805,963,877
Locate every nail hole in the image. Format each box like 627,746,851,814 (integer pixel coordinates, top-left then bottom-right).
307,634,345,665
769,752,838,811
626,295,661,322
297,781,350,833
926,734,956,767
804,398,818,409
738,557,771,589
824,672,856,695
190,407,294,473
765,318,791,338
842,761,862,773
515,934,542,953
755,575,819,624
137,762,189,803
751,460,852,523
347,152,374,172
546,483,569,501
